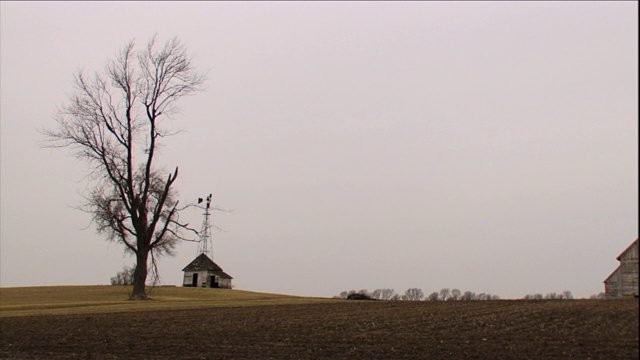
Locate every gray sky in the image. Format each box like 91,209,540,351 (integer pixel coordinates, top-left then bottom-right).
1,1,637,299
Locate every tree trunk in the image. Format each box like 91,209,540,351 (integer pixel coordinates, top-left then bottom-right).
130,251,149,300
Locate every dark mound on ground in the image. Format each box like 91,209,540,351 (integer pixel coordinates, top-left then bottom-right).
346,293,376,300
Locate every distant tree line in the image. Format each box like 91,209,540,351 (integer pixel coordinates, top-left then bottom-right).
522,291,574,300
336,288,609,300
524,292,607,300
335,288,500,301
524,291,607,300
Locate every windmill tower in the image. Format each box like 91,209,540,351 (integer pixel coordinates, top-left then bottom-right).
196,194,214,259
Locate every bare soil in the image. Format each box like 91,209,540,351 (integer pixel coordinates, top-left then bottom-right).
1,299,637,359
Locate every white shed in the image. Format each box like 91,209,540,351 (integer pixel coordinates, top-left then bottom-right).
182,253,233,289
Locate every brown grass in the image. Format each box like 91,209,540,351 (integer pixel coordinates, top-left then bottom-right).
0,285,333,317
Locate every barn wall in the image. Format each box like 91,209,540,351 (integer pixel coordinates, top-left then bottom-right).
619,259,639,297
619,241,639,297
605,240,639,298
604,268,621,298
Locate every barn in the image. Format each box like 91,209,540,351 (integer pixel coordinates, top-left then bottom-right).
182,253,233,289
603,238,639,298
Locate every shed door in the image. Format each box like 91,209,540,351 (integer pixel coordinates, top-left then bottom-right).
192,273,198,287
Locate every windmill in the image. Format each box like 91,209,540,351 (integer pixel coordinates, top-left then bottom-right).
182,193,233,288
196,193,214,259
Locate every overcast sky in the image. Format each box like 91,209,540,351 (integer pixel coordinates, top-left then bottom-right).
1,1,637,299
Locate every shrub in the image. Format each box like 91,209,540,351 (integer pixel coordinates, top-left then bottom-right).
110,266,135,286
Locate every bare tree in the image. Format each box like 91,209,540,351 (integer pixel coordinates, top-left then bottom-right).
544,292,559,300
562,290,574,300
382,289,396,300
110,265,135,285
426,291,440,301
449,288,462,301
43,36,206,300
405,288,425,301
460,291,476,301
439,288,450,301
371,289,395,300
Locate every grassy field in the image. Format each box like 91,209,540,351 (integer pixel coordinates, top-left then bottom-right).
0,285,333,317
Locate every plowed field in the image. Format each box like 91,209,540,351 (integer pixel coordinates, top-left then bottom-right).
1,299,637,359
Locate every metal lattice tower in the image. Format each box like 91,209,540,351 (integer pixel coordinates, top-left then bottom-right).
196,194,214,259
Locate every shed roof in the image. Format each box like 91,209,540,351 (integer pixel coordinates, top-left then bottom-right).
182,253,233,279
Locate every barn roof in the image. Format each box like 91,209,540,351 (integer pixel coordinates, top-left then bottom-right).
182,253,233,279
604,238,638,284
604,265,620,284
616,238,638,261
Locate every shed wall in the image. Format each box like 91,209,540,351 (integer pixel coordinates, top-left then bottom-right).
183,271,209,287
182,271,232,288
217,278,232,289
